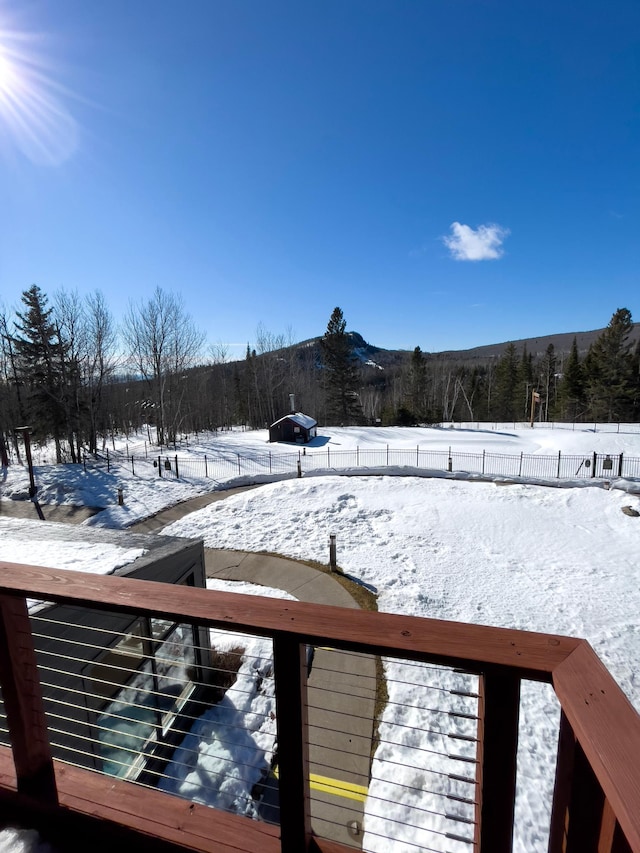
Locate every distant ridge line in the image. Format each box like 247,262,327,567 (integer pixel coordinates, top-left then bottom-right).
429,323,640,362
293,323,640,367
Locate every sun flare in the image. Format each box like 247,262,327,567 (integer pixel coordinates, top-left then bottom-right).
0,26,79,166
0,46,19,98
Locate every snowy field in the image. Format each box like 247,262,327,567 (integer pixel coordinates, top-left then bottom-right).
2,423,640,852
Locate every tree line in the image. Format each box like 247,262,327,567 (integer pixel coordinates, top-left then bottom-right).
1,285,638,464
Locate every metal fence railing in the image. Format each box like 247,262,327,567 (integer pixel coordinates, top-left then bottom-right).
83,446,638,484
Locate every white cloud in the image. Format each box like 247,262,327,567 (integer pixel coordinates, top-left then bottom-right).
442,221,510,261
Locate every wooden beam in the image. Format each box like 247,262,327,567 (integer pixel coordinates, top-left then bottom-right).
564,741,605,852
0,747,281,853
599,799,618,853
553,641,640,851
477,668,520,853
0,562,580,678
273,635,312,852
548,710,577,853
0,594,57,803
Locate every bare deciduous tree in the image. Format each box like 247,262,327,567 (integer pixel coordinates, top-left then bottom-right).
123,288,204,445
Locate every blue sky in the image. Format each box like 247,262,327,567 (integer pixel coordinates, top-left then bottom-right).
0,0,639,358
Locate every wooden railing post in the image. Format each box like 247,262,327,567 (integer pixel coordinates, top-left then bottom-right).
0,594,57,804
273,635,312,853
548,710,577,852
548,712,632,853
475,668,520,852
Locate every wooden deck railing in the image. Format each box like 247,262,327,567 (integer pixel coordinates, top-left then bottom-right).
0,561,638,852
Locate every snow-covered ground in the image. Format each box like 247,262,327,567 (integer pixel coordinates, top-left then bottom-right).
2,423,640,852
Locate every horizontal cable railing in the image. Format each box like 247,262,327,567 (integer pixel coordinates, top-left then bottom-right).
21,613,279,823
0,564,638,852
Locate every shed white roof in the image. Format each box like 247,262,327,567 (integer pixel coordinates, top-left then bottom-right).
271,412,317,429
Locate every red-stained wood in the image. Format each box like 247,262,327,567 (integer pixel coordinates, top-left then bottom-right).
273,636,312,852
599,799,618,853
0,749,16,791
477,669,520,853
0,594,57,803
1,564,640,851
553,641,640,852
598,798,633,853
610,822,634,853
0,747,281,853
548,710,577,853
0,562,580,678
564,740,606,852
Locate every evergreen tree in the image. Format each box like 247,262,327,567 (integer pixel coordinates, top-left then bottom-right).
493,343,519,420
405,346,428,422
516,344,534,419
320,307,362,425
538,343,557,421
583,308,636,421
12,285,67,460
557,337,584,421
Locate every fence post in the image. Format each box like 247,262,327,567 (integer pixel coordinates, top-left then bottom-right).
618,453,623,477
327,446,330,466
386,444,389,465
557,450,561,478
269,452,272,474
329,533,337,570
357,446,359,466
158,456,162,478
83,454,86,473
518,452,523,477
592,452,597,478
448,446,452,472
482,449,485,476
106,448,110,473
131,455,135,476
416,445,419,467
174,455,179,479
237,453,241,476
205,454,208,478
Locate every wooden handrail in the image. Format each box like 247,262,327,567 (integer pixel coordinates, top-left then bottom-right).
1,561,640,851
553,642,640,851
0,562,580,677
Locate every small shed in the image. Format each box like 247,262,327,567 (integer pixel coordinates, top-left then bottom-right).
269,412,317,444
